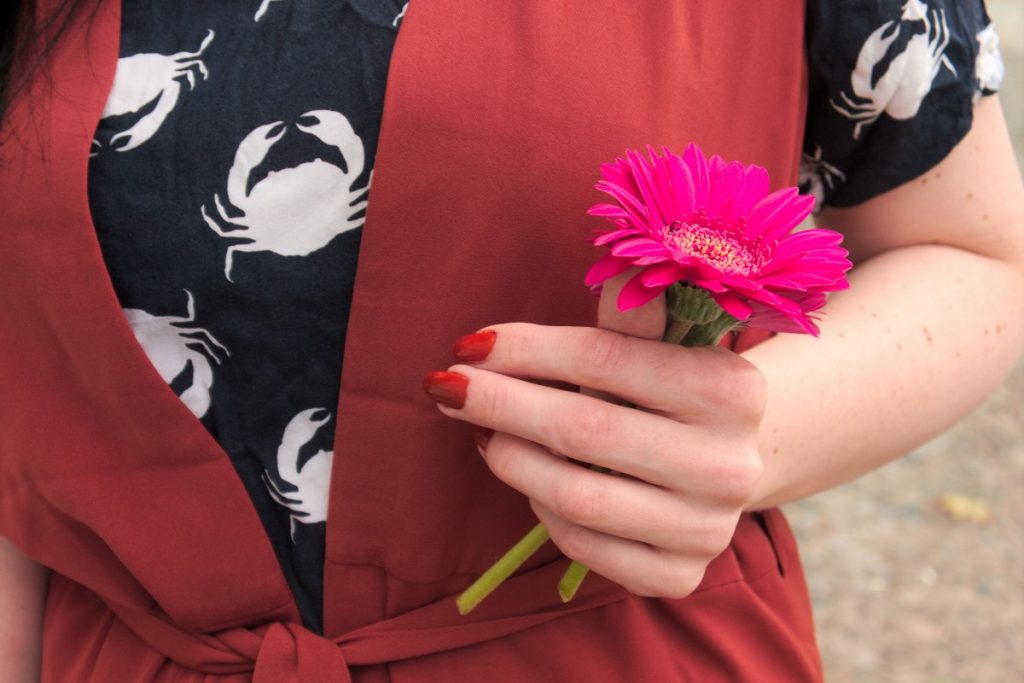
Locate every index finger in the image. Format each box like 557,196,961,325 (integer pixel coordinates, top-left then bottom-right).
454,323,759,423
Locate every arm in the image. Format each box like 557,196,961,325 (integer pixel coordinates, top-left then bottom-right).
0,537,48,683
745,94,1024,509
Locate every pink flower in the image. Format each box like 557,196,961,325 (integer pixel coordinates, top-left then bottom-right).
585,144,852,335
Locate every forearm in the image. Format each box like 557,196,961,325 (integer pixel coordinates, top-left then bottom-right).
0,537,48,683
744,243,1024,510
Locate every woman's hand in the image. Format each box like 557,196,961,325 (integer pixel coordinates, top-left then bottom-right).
424,275,766,600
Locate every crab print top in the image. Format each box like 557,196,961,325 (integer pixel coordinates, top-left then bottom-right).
87,0,1000,634
88,0,406,634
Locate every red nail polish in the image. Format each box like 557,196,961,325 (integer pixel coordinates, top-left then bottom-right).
422,371,469,409
472,426,493,451
453,330,496,363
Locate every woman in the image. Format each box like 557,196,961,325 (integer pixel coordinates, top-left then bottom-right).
2,0,1022,680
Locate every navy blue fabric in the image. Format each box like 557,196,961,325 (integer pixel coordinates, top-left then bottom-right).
87,0,1000,634
89,0,406,634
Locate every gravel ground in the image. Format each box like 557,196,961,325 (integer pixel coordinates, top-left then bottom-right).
785,2,1024,681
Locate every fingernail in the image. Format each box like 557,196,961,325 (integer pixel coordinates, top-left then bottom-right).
422,371,469,409
472,426,493,452
453,330,496,363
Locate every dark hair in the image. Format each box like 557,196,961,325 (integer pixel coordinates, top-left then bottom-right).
0,0,95,130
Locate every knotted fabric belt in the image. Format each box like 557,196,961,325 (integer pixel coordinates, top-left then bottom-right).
105,562,630,682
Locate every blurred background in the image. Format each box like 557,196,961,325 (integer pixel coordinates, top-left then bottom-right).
787,2,1024,680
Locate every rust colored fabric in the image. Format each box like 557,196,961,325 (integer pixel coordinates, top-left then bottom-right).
0,0,821,680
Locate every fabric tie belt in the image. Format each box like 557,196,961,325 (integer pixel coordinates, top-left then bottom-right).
106,562,630,682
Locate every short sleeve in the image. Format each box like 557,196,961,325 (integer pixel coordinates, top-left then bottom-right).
800,0,1004,209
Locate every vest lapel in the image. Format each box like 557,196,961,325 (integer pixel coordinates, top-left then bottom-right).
323,0,806,636
0,0,298,630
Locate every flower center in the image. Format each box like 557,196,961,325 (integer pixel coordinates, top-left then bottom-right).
663,211,760,275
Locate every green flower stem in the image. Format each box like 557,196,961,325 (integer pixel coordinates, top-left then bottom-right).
663,318,695,345
555,462,613,603
666,283,721,326
456,522,551,615
682,312,740,347
558,560,590,602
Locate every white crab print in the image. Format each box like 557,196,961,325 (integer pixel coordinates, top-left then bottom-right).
799,144,847,209
831,0,956,139
95,30,215,153
393,3,409,27
974,24,1004,100
254,0,282,22
123,290,230,419
263,408,334,540
201,110,370,281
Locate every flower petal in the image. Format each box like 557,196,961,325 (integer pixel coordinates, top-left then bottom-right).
756,275,809,291
618,270,669,311
734,164,771,218
664,148,696,219
745,188,813,241
719,274,763,291
647,144,679,221
599,159,637,195
745,292,828,335
706,158,745,217
768,229,846,263
710,292,753,320
691,278,728,293
611,237,670,258
640,262,686,287
627,149,666,228
592,227,641,246
584,253,633,287
748,308,821,335
588,203,631,219
633,255,673,266
683,143,710,208
596,180,650,229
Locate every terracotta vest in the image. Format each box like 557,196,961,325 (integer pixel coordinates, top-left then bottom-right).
0,1,821,680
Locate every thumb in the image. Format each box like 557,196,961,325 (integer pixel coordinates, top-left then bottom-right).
597,268,666,342
573,268,667,437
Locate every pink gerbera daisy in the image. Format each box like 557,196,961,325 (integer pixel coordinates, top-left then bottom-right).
585,144,852,335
